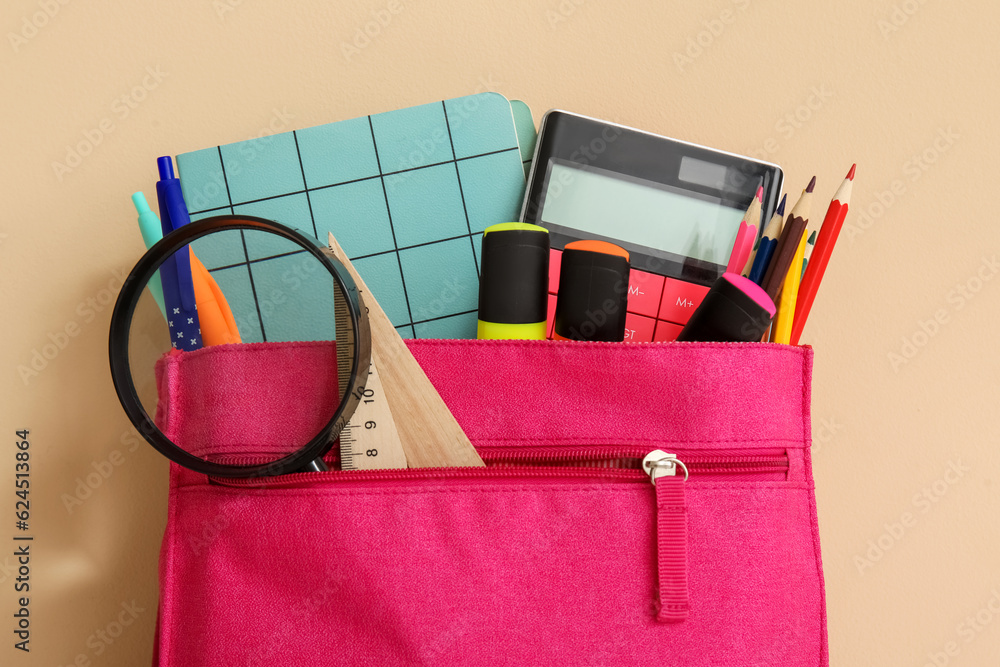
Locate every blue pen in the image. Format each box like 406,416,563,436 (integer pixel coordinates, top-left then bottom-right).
155,156,203,351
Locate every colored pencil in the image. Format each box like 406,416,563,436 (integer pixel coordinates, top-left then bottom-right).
738,186,765,275
741,236,759,277
747,193,786,284
801,182,825,270
761,177,815,302
726,187,764,273
800,230,817,278
725,223,752,274
727,222,757,275
726,186,763,274
790,164,856,344
772,229,808,344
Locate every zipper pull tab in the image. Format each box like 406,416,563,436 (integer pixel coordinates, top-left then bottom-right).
642,450,689,623
642,450,689,484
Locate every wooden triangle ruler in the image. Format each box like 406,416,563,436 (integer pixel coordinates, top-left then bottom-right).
333,296,406,469
326,233,485,469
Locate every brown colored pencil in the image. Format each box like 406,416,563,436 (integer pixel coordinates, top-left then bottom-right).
761,176,815,301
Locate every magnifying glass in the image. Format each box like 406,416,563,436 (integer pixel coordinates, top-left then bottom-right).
108,215,371,477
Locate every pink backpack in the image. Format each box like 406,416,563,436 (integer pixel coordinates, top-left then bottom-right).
153,339,827,666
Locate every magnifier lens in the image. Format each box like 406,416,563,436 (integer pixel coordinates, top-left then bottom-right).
116,218,366,476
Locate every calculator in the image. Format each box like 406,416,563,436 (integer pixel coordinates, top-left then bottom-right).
520,110,782,341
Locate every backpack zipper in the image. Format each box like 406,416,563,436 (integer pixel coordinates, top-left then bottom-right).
210,447,787,623
210,447,787,487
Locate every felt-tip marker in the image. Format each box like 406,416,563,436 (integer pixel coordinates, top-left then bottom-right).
477,222,550,340
552,240,630,342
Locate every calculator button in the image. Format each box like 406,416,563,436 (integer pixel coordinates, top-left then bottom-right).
626,269,665,318
653,320,683,342
624,313,656,342
658,278,710,324
549,249,562,294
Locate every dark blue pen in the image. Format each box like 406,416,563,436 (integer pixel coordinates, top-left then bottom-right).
155,156,203,351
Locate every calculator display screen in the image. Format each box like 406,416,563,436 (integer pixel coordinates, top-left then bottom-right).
520,111,782,285
539,160,745,268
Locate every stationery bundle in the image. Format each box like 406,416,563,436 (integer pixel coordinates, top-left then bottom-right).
110,92,852,665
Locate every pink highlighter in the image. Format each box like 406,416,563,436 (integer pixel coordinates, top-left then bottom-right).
676,272,776,342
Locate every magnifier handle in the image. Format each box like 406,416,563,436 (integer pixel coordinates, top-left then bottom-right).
299,459,329,473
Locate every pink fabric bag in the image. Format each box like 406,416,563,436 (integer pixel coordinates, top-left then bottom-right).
154,339,827,666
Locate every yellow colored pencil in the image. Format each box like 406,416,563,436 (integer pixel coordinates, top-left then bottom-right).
772,230,808,344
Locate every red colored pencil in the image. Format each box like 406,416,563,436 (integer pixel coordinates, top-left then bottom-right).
790,164,856,344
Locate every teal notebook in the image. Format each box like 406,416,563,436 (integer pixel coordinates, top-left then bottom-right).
176,92,535,340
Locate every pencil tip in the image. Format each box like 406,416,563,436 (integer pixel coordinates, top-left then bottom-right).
808,230,817,243
777,193,787,216
806,176,817,193
847,164,857,180
755,185,763,201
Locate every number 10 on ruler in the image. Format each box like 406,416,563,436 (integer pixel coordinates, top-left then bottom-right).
340,362,407,470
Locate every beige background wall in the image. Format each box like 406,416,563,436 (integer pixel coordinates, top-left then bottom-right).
1,0,998,664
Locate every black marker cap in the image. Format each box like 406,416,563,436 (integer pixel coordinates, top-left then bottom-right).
676,272,776,342
477,223,549,339
553,240,630,342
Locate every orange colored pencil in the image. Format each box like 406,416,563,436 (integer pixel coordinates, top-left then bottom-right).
790,164,855,344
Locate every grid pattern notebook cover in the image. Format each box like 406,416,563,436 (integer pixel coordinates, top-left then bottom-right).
175,92,532,340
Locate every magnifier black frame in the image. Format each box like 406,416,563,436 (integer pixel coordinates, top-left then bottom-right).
108,215,371,478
